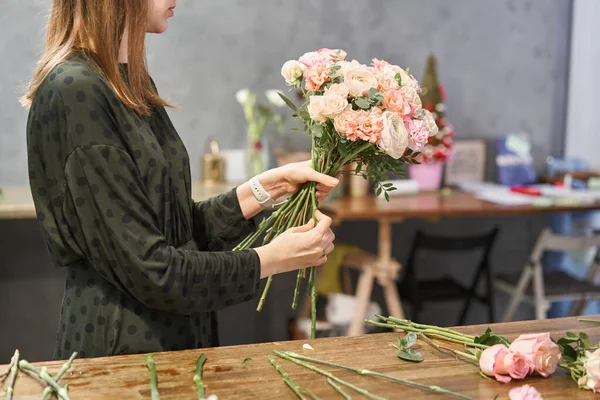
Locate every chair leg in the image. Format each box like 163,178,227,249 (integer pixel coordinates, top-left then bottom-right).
348,266,375,336
532,261,548,320
458,261,487,326
502,265,534,322
486,266,495,323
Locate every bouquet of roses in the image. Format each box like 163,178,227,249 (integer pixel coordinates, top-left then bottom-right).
234,48,438,338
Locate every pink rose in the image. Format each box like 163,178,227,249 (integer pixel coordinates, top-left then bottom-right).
370,59,403,92
343,64,378,98
479,344,530,383
383,89,411,116
406,119,429,152
377,111,408,159
334,108,383,143
304,62,332,91
325,83,350,99
321,92,351,120
509,333,561,378
509,385,543,400
317,48,347,61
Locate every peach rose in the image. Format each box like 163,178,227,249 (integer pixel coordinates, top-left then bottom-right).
307,95,327,124
383,88,411,116
304,62,332,91
509,333,561,378
579,349,600,392
334,108,383,143
406,119,429,152
344,64,378,98
299,48,347,68
377,111,408,159
509,385,543,400
281,60,305,85
479,344,530,383
371,59,403,92
325,83,350,99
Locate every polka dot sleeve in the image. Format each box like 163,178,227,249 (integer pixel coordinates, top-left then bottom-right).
63,145,262,315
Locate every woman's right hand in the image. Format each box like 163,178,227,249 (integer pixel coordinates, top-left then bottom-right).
255,210,335,279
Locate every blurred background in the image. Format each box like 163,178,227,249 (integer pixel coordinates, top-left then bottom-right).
2,0,600,362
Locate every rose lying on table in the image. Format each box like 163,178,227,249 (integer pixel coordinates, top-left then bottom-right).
367,315,600,394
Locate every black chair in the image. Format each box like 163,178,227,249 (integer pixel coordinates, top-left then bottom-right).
397,227,499,325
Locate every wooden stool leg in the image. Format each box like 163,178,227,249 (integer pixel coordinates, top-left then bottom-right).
532,260,549,320
348,267,375,336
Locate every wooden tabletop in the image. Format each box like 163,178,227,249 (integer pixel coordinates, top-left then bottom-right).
1,316,599,399
0,182,239,220
321,191,600,221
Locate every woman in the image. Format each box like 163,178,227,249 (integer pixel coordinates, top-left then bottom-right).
21,0,338,360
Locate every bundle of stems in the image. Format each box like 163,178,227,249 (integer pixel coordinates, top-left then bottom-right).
366,315,487,349
235,137,372,339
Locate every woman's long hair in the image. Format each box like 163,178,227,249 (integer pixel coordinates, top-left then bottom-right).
20,0,173,115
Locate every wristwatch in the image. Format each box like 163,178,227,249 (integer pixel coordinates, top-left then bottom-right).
249,176,290,210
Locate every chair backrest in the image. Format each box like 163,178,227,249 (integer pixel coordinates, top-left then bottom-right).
404,227,499,275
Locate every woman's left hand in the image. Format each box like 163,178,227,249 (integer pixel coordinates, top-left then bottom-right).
259,160,342,202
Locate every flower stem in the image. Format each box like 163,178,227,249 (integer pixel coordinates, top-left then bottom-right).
42,352,77,400
578,318,600,324
327,378,352,400
273,351,386,400
309,185,318,339
194,353,207,400
377,316,476,341
18,361,70,400
6,350,19,400
268,356,320,400
418,334,478,364
145,354,160,400
278,351,476,400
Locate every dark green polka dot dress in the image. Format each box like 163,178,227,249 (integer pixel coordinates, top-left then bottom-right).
26,53,261,359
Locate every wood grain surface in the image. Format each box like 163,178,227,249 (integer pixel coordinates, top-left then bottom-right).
1,316,599,399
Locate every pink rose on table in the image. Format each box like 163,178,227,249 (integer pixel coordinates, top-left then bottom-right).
509,384,544,400
406,119,429,152
383,89,411,116
508,333,561,378
479,344,530,383
304,62,331,91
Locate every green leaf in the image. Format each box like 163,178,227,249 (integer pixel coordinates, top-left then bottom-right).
394,72,402,86
355,162,362,174
355,97,371,110
383,183,394,188
560,344,578,361
368,88,379,100
332,76,344,84
405,148,413,156
376,187,382,196
400,333,417,350
579,332,591,349
566,332,578,340
241,357,252,364
310,124,324,138
398,349,423,363
474,328,510,347
384,192,390,202
396,334,402,349
278,92,298,112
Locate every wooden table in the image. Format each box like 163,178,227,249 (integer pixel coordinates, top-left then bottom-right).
1,316,598,399
320,191,600,336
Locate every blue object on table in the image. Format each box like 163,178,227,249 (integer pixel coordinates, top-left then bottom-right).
496,135,537,186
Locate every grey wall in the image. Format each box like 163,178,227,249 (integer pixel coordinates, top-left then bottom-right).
0,0,573,362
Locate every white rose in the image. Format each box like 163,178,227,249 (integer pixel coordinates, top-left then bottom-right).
420,109,439,136
320,92,351,119
325,83,350,99
377,111,408,159
265,90,286,108
307,95,327,124
281,60,305,85
235,89,251,105
345,65,378,98
397,68,419,91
